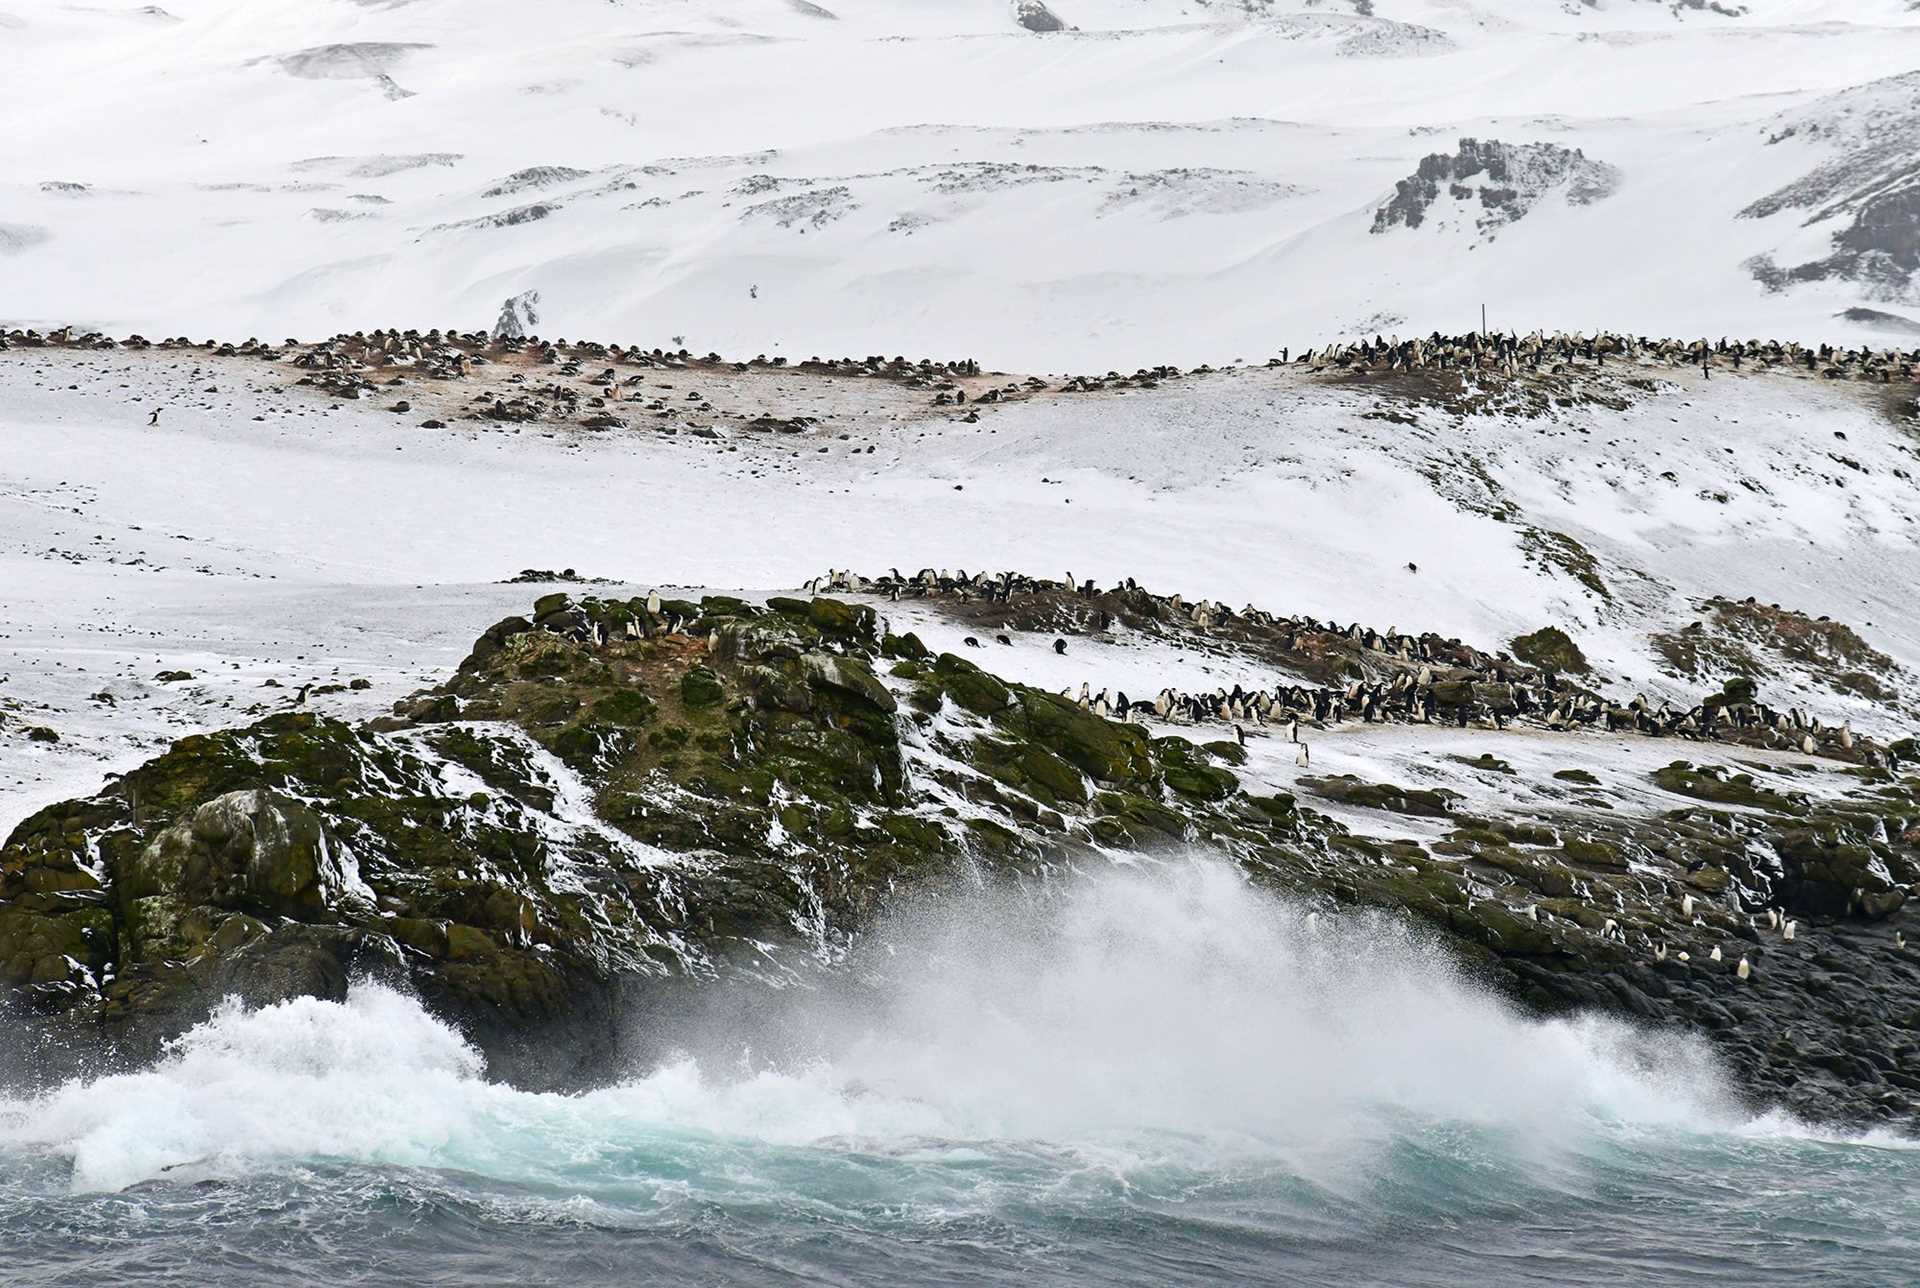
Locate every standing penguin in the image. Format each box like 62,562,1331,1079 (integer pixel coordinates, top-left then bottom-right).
148,407,162,426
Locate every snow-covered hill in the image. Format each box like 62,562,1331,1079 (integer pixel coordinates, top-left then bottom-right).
3,339,1916,837
7,0,1920,367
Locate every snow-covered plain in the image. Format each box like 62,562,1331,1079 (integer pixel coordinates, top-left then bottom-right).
8,0,1920,367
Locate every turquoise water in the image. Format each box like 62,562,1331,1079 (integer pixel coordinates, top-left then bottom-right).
3,864,1915,1286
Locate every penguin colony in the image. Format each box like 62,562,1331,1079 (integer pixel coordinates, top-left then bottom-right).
0,326,985,426
1275,330,1920,383
809,567,1901,768
10,326,1920,435
1022,330,1920,399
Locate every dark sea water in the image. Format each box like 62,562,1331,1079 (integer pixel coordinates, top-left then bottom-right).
3,864,1915,1287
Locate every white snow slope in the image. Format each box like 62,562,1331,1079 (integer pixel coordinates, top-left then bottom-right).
8,0,1920,369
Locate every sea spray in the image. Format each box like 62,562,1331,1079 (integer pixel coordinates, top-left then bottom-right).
2,857,1747,1195
3,860,1917,1285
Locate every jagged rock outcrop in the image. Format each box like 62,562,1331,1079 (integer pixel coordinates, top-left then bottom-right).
1372,138,1619,239
1741,72,1920,302
1013,1,1067,33
493,290,541,341
482,167,590,199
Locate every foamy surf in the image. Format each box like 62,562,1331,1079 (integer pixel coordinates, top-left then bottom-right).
0,861,1799,1186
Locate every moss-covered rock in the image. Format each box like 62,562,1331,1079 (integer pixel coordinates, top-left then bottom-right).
933,653,1012,715
1510,626,1589,675
1010,691,1154,786
800,654,896,714
680,667,727,708
1302,775,1458,818
1652,761,1803,814
806,596,877,644
9,583,1920,1128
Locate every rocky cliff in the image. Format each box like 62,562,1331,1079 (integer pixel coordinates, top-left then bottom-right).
3,590,1918,1124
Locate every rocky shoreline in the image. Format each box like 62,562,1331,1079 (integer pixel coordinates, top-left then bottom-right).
0,586,1915,1125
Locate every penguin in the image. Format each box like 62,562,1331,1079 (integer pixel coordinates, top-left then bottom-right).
1052,638,1067,655
1709,945,1722,962
1736,956,1751,980
1681,893,1695,919
963,636,981,649
1783,920,1796,942
646,590,662,615
292,682,312,707
1654,943,1668,962
1295,742,1310,767
995,634,1012,646
147,407,162,426
1233,722,1246,747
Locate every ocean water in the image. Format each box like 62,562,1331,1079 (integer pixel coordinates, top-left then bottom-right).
2,862,1915,1287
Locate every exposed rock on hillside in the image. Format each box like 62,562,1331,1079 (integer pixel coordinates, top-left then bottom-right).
1372,138,1619,240
482,167,590,199
1652,596,1914,718
1743,72,1920,302
1013,2,1068,33
493,290,541,341
267,42,430,81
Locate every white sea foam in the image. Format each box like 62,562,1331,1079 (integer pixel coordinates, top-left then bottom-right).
0,858,1834,1194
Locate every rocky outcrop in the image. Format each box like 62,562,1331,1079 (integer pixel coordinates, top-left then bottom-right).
1013,1,1067,33
493,290,541,341
267,43,430,81
1741,73,1920,302
2,590,1918,1124
482,167,590,200
1372,138,1619,239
